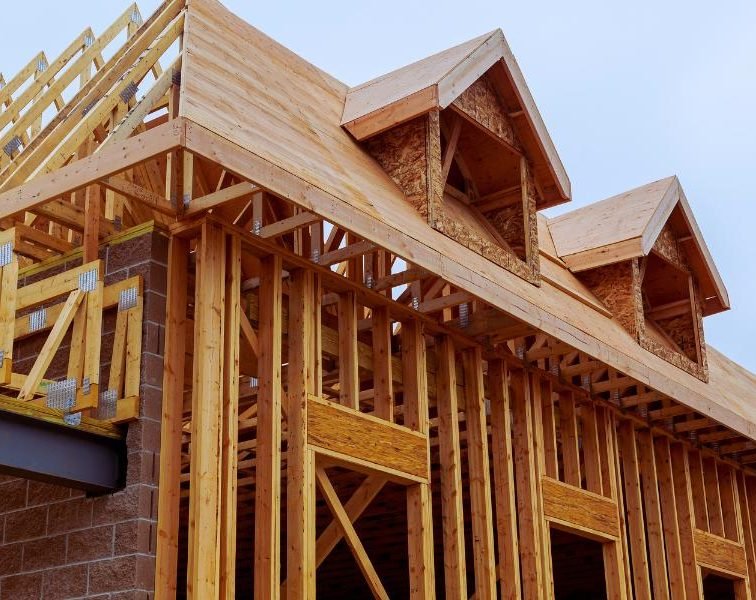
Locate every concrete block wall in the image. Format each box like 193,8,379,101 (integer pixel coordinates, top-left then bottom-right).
0,228,169,600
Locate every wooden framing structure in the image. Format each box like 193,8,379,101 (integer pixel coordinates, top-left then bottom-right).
3,1,756,598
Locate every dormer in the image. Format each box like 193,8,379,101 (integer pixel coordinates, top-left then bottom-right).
342,30,570,285
549,176,729,381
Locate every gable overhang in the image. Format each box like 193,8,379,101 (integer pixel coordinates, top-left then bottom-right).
558,176,729,316
341,30,571,208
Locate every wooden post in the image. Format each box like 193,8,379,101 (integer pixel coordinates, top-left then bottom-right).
463,347,497,600
255,253,283,600
220,234,241,599
372,306,393,421
287,268,317,599
83,183,101,263
618,421,653,600
489,359,521,600
436,335,467,599
155,236,189,600
669,441,703,599
636,429,671,599
338,291,359,409
401,319,436,599
511,368,549,600
187,222,226,600
654,436,686,600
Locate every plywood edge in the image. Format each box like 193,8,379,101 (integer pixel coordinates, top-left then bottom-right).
560,237,644,272
342,86,438,141
498,33,571,202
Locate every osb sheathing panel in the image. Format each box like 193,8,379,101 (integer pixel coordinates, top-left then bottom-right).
491,202,526,260
429,110,539,283
452,75,521,150
365,116,429,218
652,223,688,270
577,261,641,337
641,279,709,381
370,111,539,283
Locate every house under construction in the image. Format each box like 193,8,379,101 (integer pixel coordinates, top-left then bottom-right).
1,1,755,598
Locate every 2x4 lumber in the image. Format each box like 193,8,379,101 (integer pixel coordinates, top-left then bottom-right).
581,402,604,495
737,474,756,590
155,237,189,600
401,319,436,599
463,347,497,600
187,222,226,599
79,279,104,409
107,55,182,147
287,268,317,600
541,381,558,479
704,456,726,537
185,182,259,217
0,253,19,384
653,436,686,599
29,15,185,183
488,359,521,600
18,289,84,401
100,176,175,216
558,391,581,488
719,464,742,543
124,294,143,399
220,234,241,599
83,184,101,263
371,306,394,421
0,29,89,135
617,421,653,600
338,291,359,409
0,119,183,222
435,335,468,599
511,368,548,600
254,253,283,600
669,442,704,599
318,239,375,268
635,429,671,599
0,52,45,107
2,1,183,189
315,468,389,600
259,211,320,239
688,450,709,531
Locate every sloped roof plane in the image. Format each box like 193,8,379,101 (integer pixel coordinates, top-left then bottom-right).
549,175,729,315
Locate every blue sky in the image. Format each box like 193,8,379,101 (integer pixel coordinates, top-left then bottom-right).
5,0,755,370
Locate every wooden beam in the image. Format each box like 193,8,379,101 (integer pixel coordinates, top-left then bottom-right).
436,335,468,599
489,359,521,600
155,237,189,600
338,291,359,410
286,267,317,600
618,421,653,600
254,253,283,600
463,347,497,599
511,368,548,600
371,306,394,422
187,222,226,599
401,319,436,599
636,429,671,599
220,234,241,599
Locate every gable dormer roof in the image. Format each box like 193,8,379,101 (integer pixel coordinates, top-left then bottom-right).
548,176,729,315
341,29,570,208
